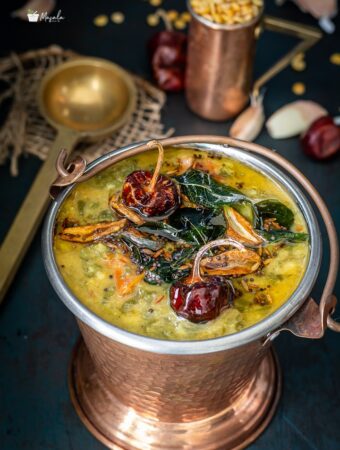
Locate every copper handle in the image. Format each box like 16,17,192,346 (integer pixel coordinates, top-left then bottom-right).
256,148,339,340
50,136,339,337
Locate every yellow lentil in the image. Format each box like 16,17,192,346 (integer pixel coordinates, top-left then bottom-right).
330,53,340,65
111,12,125,24
150,0,162,6
181,11,192,23
292,82,306,96
190,0,263,25
93,15,109,27
146,14,160,26
174,19,187,30
291,53,306,72
167,10,179,21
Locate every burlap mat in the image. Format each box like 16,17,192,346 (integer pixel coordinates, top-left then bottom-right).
0,45,174,176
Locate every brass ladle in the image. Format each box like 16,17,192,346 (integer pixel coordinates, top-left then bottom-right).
0,57,137,302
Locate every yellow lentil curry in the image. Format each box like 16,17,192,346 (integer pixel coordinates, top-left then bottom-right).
54,147,309,340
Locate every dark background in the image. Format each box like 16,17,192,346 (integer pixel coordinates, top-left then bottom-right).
0,1,339,449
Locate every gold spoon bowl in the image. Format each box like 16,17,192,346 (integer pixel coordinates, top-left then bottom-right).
0,57,136,302
39,57,136,136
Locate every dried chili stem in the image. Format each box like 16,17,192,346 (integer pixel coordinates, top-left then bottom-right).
190,238,244,282
147,139,165,192
156,9,173,31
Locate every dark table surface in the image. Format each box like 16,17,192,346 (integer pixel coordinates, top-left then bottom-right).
0,1,339,449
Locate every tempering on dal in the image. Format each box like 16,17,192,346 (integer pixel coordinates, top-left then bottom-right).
54,146,309,340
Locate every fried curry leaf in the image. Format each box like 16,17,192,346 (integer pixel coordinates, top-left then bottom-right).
122,238,153,268
175,169,248,209
139,208,226,245
169,207,225,245
180,225,225,245
120,232,162,251
258,229,308,243
256,200,294,229
169,207,215,229
145,247,196,284
138,222,183,242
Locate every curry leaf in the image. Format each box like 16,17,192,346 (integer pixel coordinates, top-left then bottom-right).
259,229,308,243
169,207,226,245
120,232,162,251
256,200,294,229
138,222,183,242
140,208,226,245
175,170,248,209
145,247,196,284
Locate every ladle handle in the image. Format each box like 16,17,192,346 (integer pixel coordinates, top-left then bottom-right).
0,129,78,303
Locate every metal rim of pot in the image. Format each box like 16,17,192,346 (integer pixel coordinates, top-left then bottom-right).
42,136,338,355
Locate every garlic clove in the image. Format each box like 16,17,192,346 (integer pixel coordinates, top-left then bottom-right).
230,94,265,142
266,100,327,139
293,0,337,19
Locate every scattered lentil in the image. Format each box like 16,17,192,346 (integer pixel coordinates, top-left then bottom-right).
167,10,179,21
147,13,160,26
181,11,192,22
174,19,186,30
292,82,306,95
111,12,125,24
291,53,306,72
93,14,109,27
330,53,340,65
190,0,263,25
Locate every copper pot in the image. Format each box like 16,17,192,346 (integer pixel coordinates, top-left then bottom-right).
42,136,339,450
185,2,262,120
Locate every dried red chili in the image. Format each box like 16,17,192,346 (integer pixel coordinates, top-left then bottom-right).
122,140,180,220
148,30,187,92
301,116,340,160
169,239,242,323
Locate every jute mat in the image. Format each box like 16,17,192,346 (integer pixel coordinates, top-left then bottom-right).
0,45,174,176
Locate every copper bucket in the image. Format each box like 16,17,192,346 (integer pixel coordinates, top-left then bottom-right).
42,136,339,450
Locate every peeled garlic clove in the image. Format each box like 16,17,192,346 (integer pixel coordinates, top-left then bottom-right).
12,0,55,20
230,94,265,142
291,0,337,33
266,100,327,139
